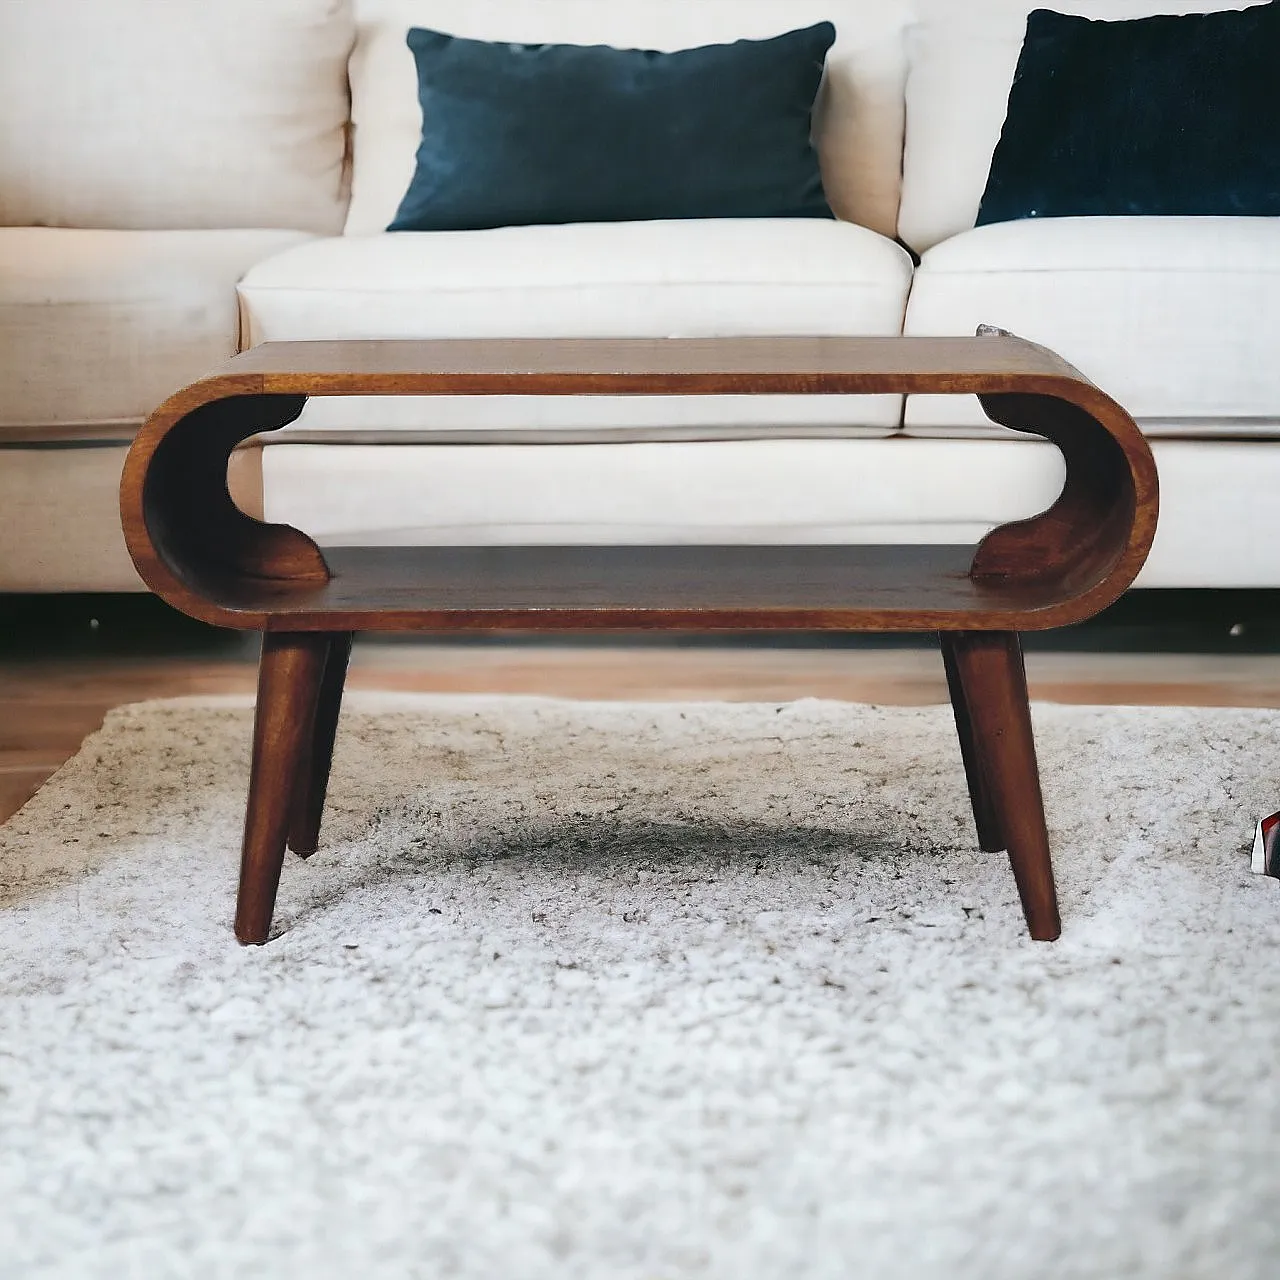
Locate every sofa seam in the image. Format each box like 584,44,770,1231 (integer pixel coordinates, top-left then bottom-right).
916,266,1280,277
238,281,911,294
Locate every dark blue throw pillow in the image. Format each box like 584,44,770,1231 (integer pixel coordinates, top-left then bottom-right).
977,3,1280,225
389,23,836,233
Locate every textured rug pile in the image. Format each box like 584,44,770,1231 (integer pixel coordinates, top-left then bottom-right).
2,693,1279,1278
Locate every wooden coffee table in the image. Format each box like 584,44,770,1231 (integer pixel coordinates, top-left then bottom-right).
120,335,1158,944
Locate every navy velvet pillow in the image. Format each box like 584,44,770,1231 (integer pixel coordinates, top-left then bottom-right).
389,23,836,233
977,3,1280,225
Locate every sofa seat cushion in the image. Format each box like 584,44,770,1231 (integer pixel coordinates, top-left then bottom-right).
902,216,1280,438
0,229,314,440
240,218,914,438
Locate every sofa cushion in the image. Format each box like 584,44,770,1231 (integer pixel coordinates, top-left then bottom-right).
0,228,314,439
902,216,1280,438
0,0,353,233
976,5,1280,226
388,22,836,232
897,0,1275,253
346,0,913,239
239,218,914,437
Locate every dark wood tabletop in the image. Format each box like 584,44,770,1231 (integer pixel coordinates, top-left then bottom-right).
184,333,1108,392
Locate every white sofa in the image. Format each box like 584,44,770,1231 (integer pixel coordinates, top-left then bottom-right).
3,0,1277,593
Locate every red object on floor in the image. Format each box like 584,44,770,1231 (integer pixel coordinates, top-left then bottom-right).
1252,811,1280,876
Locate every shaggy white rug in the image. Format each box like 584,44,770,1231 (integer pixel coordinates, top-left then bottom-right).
2,693,1279,1279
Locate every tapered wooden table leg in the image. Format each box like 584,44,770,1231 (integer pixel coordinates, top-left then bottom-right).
945,630,1062,941
940,632,1004,853
289,631,354,857
235,632,330,945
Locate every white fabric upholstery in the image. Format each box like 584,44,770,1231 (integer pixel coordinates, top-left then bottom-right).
0,229,314,437
4,436,1275,592
263,438,1065,545
240,219,915,436
897,0,1275,253
1134,442,1280,587
0,445,142,592
239,221,913,342
0,0,354,233
345,0,912,239
258,437,1280,587
902,217,1280,437
273,398,900,443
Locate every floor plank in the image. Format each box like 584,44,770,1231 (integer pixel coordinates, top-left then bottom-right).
0,769,56,820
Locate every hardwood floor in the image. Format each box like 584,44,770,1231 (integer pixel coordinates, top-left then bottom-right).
5,629,1280,823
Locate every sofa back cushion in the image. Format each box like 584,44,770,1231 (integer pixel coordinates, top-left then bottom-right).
346,0,913,240
0,0,355,233
898,0,1276,253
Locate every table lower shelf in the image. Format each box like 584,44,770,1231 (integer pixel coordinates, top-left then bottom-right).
198,543,1095,632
